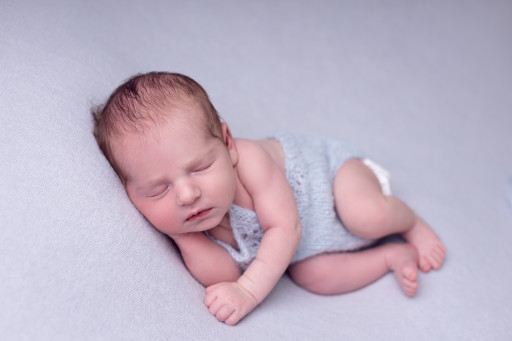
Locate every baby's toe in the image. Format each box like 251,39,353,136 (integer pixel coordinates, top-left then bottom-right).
403,279,418,297
419,256,432,273
403,265,418,281
431,245,446,269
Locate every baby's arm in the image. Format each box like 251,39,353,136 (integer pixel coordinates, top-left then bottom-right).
172,232,241,286
204,139,302,325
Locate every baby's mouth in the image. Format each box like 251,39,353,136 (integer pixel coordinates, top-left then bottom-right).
186,208,212,222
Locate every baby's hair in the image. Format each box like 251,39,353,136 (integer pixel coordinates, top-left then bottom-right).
92,72,223,180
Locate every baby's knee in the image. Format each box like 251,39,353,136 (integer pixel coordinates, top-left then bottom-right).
341,196,394,239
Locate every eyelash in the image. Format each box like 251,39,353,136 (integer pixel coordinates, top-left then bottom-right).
193,162,213,173
148,186,170,198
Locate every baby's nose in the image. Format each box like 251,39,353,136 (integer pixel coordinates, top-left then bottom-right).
176,180,200,206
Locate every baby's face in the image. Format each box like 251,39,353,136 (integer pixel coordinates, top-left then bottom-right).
111,109,237,237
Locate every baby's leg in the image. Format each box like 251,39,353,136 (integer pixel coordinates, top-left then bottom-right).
288,243,419,297
333,159,446,272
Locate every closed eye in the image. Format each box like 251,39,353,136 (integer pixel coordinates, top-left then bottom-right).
147,185,170,198
193,162,213,173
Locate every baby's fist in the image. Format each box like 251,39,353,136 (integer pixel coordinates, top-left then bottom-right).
204,281,259,326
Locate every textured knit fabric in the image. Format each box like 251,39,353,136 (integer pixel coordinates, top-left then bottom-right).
208,133,387,270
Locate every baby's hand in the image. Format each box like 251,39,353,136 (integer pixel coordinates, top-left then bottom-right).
204,281,259,326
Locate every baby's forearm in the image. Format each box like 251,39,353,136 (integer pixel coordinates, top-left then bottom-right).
238,222,302,303
173,232,241,286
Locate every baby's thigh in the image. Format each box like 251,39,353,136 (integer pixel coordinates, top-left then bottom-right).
333,159,389,236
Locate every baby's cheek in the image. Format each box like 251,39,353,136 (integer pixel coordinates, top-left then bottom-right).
143,203,178,234
221,170,237,198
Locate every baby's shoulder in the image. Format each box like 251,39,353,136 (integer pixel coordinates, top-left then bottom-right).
232,137,258,153
233,138,270,172
234,138,285,175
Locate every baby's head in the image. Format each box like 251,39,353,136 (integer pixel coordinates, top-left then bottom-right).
92,72,223,181
92,72,238,237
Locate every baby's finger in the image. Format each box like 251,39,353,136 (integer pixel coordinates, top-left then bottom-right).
205,283,220,295
215,304,235,323
204,290,217,307
207,297,225,316
225,310,242,326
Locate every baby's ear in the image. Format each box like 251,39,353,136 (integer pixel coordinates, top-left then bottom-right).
221,123,238,166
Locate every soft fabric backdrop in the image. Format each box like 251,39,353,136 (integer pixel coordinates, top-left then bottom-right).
1,0,511,339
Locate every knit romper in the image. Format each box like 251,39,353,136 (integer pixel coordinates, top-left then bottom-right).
207,133,390,271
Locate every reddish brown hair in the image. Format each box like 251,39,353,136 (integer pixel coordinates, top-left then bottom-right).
92,72,222,179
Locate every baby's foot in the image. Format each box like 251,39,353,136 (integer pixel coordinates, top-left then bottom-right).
402,216,447,273
386,243,419,297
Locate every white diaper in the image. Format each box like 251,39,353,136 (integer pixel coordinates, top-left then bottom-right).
362,158,392,196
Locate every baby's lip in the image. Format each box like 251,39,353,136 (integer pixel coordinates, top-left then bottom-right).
186,208,212,222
